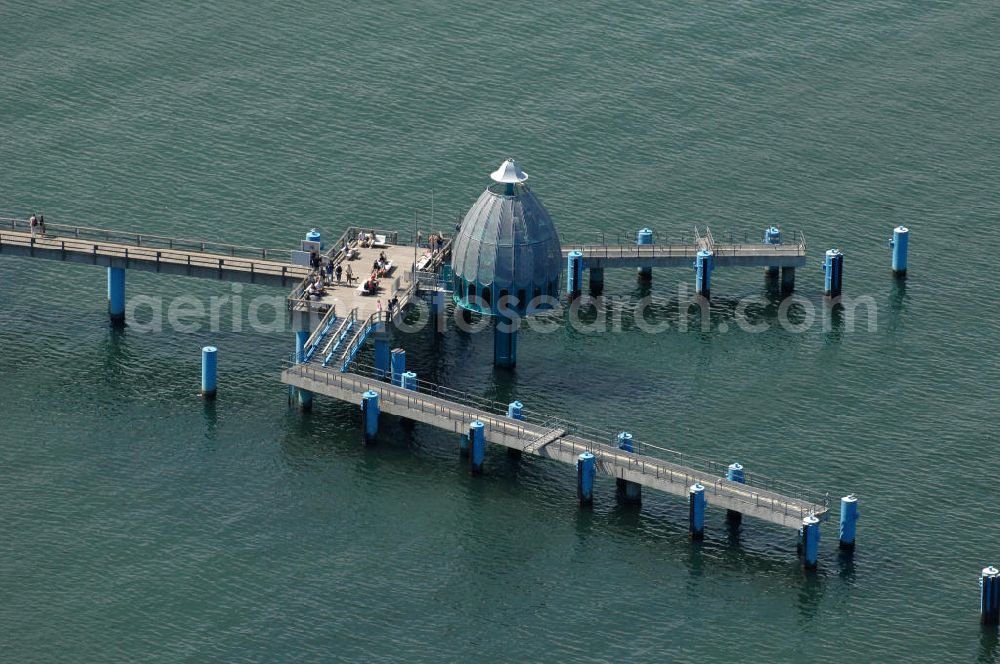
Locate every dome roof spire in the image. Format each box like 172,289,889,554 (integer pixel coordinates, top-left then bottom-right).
490,158,529,184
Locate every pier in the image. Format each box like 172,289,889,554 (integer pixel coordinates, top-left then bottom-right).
282,359,829,529
1,157,848,566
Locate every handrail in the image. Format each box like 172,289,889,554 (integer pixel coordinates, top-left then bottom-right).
282,361,828,516
0,215,290,260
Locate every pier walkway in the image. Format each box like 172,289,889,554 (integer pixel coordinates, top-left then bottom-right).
0,217,307,287
281,361,829,529
563,228,807,269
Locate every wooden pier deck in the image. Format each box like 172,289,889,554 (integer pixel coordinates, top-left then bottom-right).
0,220,307,288
281,362,829,529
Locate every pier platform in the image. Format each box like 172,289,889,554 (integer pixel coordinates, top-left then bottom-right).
282,361,829,529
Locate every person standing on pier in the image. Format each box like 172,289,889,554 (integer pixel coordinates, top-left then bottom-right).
346,263,354,285
29,214,37,237
38,214,46,236
335,263,343,284
377,299,383,315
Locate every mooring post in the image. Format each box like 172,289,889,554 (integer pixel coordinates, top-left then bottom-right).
577,452,596,505
402,371,417,390
637,228,653,282
361,390,379,441
201,346,218,399
802,514,821,569
390,348,406,386
781,266,795,294
695,250,713,298
839,494,859,550
615,432,641,504
107,266,126,325
373,325,390,379
469,420,485,475
763,226,781,278
294,328,313,411
306,228,322,249
506,401,524,458
981,566,1000,625
824,249,844,297
726,463,745,524
689,483,706,540
567,250,583,298
890,226,909,277
589,267,604,296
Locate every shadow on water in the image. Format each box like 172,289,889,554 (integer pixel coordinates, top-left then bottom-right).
979,626,999,664
886,278,908,334
837,548,857,584
201,398,218,442
100,325,132,381
796,567,825,627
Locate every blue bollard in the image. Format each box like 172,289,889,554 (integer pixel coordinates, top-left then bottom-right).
361,390,379,440
695,250,713,298
890,226,909,276
824,249,844,296
982,566,1000,625
637,228,653,281
567,250,583,298
306,228,322,249
201,346,218,399
763,226,782,276
507,401,524,420
615,433,641,504
577,452,596,504
802,515,821,569
689,483,706,539
469,421,485,474
374,325,390,379
726,463,745,524
402,371,417,390
390,348,405,386
839,494,859,550
107,266,126,325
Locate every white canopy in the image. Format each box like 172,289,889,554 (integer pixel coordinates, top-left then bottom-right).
490,158,529,184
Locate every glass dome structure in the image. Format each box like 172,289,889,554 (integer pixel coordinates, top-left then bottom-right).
451,159,563,316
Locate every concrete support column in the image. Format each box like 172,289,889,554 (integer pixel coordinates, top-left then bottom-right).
390,348,405,386
763,226,781,277
982,566,1000,625
295,328,312,411
726,463,745,524
615,432,641,504
637,228,653,282
507,401,524,458
374,323,390,379
494,314,517,368
361,390,379,441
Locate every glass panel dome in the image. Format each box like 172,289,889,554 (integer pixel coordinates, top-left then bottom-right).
452,160,563,316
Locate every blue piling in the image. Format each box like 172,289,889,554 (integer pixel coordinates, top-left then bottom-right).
107,266,125,325
637,228,653,281
374,324,390,379
589,267,604,296
891,226,909,276
802,515,821,569
981,566,1000,625
764,226,782,277
824,249,844,297
402,371,417,390
469,420,485,475
361,390,379,441
839,494,859,550
567,250,583,298
201,346,218,399
616,432,641,504
494,314,517,368
695,250,713,298
390,348,405,386
689,483,706,540
577,452,596,504
726,463,745,524
507,401,524,420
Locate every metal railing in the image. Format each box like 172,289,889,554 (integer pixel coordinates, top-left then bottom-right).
283,360,828,517
563,228,807,261
0,215,290,260
0,230,306,279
